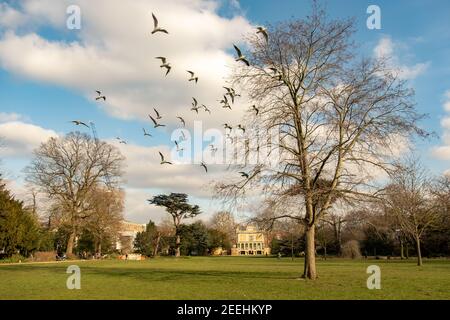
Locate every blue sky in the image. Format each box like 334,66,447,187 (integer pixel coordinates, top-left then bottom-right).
0,0,449,223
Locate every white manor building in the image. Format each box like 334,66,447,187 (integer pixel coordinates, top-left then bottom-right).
231,225,271,256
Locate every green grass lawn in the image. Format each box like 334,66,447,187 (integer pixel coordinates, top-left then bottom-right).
0,257,449,300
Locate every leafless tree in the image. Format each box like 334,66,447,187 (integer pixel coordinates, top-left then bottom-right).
322,212,348,255
215,4,426,279
208,211,238,243
85,186,124,255
433,175,450,216
383,158,440,266
25,132,125,255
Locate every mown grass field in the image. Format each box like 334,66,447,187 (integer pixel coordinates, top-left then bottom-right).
0,257,449,300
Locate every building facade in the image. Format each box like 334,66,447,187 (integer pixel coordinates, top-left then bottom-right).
115,220,146,253
231,225,271,256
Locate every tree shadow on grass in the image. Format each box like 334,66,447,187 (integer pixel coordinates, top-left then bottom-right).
0,263,300,283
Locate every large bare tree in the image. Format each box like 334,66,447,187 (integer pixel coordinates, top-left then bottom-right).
26,132,124,255
216,5,426,279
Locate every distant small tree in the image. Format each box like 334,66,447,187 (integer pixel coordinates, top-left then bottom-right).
207,228,232,253
316,220,334,259
84,186,124,255
384,159,440,266
148,193,201,257
134,220,159,257
178,222,209,256
208,211,237,244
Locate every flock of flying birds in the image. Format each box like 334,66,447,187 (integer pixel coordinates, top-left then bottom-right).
70,12,269,176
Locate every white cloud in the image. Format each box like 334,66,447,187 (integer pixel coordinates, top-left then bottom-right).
0,3,26,29
0,121,58,157
444,90,450,112
442,117,450,130
0,0,253,129
433,146,450,160
0,112,24,123
374,36,430,80
111,140,228,198
432,91,450,163
124,188,167,223
0,0,256,222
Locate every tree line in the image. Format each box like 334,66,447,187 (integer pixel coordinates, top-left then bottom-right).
133,213,235,257
258,158,450,266
1,130,448,275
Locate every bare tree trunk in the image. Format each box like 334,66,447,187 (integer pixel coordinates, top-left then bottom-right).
303,225,317,279
291,234,294,261
153,233,161,257
400,239,404,260
415,237,422,266
175,234,181,257
333,220,342,256
337,227,342,256
66,231,76,255
406,243,409,259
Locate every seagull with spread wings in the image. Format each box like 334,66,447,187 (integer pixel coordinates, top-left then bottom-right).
233,44,250,66
155,57,172,75
153,108,162,120
116,137,127,145
174,140,184,152
219,95,228,105
202,105,211,114
70,120,90,128
149,114,165,128
95,90,106,101
201,162,208,173
187,71,199,83
191,106,200,114
159,152,172,165
151,13,169,34
143,128,152,137
177,116,186,127
239,172,250,179
223,87,240,104
256,26,269,42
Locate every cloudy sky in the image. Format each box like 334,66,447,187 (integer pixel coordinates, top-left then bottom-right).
0,0,449,223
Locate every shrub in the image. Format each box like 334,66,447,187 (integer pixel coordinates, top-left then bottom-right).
33,251,56,262
0,254,28,264
341,240,362,259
